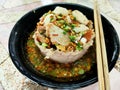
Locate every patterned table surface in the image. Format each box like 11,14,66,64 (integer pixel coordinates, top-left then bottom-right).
0,0,120,90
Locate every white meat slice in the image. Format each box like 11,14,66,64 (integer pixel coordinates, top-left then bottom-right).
46,23,70,46
72,10,89,25
73,24,89,33
53,6,69,16
33,30,46,43
43,14,56,25
33,27,95,63
33,34,94,63
66,16,72,23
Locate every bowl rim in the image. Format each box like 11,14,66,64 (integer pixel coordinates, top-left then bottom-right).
8,3,120,89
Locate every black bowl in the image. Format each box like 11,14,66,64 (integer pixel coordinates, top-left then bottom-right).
9,3,120,89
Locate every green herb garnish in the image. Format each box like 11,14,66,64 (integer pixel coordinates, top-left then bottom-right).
78,69,85,74
76,42,83,50
50,17,54,22
64,25,71,31
42,43,48,47
69,36,76,42
57,15,63,19
71,24,76,29
58,20,65,24
73,17,76,21
63,31,67,35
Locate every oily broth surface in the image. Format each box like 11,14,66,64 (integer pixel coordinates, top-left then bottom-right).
25,31,96,82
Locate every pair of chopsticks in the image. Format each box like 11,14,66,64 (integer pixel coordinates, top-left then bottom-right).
94,0,110,90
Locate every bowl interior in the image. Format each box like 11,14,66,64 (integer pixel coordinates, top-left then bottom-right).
9,3,120,89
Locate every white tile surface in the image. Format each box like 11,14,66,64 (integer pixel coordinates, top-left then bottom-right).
109,0,120,13
3,0,39,8
0,0,120,90
0,43,9,64
0,10,26,24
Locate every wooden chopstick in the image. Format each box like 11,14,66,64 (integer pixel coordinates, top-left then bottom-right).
94,1,105,89
94,0,110,90
97,2,110,90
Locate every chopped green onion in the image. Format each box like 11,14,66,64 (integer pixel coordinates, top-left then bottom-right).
50,18,54,22
61,24,66,29
71,24,76,29
78,69,85,74
63,31,67,35
64,25,71,31
58,20,65,24
71,68,75,75
69,36,76,42
73,17,76,21
77,42,81,47
76,42,83,50
57,15,62,19
76,46,83,51
42,43,48,47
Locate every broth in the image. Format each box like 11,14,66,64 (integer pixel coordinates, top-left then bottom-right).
25,31,96,82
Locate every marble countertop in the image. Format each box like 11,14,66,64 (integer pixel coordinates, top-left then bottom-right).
0,0,120,90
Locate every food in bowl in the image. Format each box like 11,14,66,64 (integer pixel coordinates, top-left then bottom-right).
26,6,96,81
9,3,119,88
33,6,95,63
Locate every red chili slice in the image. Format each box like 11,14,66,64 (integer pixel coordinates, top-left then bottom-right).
52,34,58,36
83,30,93,42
